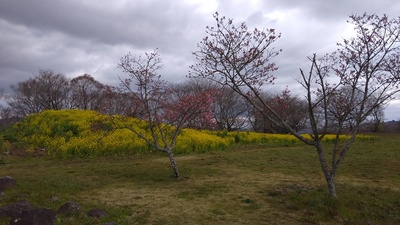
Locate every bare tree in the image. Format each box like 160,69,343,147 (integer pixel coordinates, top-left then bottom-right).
212,85,249,131
249,89,308,133
118,49,214,178
323,86,387,133
100,87,142,116
70,74,106,110
191,12,400,197
0,90,19,130
297,12,400,194
0,89,4,115
7,70,70,116
363,104,385,132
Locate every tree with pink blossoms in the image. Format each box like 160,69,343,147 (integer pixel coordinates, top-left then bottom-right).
191,12,400,197
118,49,214,178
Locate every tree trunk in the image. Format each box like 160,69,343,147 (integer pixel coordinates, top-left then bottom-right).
315,143,337,198
166,149,180,178
325,174,337,198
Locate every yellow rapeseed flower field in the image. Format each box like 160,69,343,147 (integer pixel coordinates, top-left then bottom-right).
1,110,377,157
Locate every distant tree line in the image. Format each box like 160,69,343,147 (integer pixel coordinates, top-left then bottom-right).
0,69,307,132
0,69,395,133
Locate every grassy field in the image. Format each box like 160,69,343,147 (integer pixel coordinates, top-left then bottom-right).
0,133,399,224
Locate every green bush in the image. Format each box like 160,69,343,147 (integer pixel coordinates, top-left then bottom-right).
0,134,11,154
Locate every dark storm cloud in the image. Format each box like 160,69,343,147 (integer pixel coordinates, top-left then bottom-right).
0,0,210,89
0,0,399,119
0,0,203,48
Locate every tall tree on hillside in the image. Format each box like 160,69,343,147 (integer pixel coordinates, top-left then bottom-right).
7,70,70,117
118,49,214,178
70,74,107,110
191,12,400,197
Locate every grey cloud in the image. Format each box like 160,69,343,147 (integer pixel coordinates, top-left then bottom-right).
0,0,206,50
0,0,209,89
0,0,399,119
260,0,400,19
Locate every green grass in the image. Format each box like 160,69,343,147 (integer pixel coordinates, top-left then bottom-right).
0,134,399,224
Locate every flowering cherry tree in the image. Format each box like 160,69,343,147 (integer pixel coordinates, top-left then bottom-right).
190,12,308,141
300,13,400,196
191,12,400,197
190,12,280,89
118,49,214,178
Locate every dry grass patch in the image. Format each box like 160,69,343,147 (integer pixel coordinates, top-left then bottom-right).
1,134,399,224
79,153,324,224
337,176,400,191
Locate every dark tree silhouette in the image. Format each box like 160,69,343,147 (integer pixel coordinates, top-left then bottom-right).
7,70,70,117
70,74,106,110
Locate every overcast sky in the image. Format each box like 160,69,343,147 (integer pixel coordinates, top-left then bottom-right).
0,0,399,120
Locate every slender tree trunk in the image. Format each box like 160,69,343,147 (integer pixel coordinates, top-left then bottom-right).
315,143,337,198
166,149,180,178
325,174,337,198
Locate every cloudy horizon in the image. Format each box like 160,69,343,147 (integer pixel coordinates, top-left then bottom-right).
1,0,399,120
